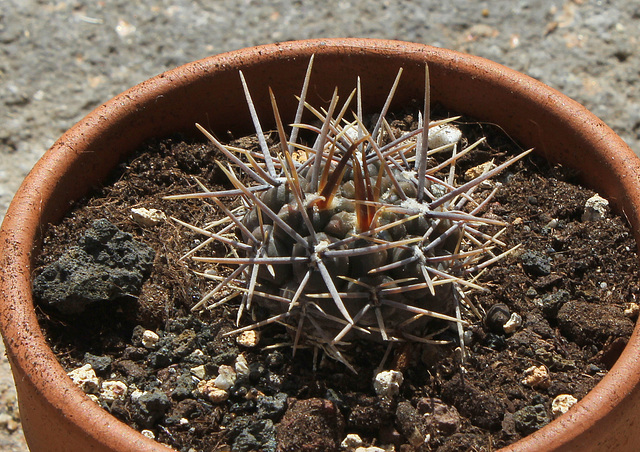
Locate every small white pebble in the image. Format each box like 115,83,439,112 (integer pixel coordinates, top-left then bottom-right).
141,330,160,349
464,160,496,181
179,417,189,425
115,19,136,38
521,365,551,389
343,124,360,142
355,447,386,452
463,329,474,346
480,179,494,189
236,330,260,347
545,218,559,229
130,388,144,402
141,429,155,439
341,433,364,449
551,394,578,417
373,370,404,398
291,149,308,164
196,379,229,403
235,353,250,378
67,364,100,394
503,312,522,334
214,365,237,390
582,194,609,221
429,183,448,198
624,302,639,319
131,207,167,227
190,365,207,380
428,124,462,149
100,380,128,403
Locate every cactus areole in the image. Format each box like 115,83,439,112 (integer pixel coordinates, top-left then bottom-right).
167,59,530,370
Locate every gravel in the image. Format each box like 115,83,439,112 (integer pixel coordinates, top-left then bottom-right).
1,0,638,449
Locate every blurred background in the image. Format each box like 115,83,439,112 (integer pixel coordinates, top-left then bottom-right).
0,1,638,449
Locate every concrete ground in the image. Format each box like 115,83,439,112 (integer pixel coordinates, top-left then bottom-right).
1,0,638,449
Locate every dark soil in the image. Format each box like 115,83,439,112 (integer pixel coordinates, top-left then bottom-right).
33,113,640,452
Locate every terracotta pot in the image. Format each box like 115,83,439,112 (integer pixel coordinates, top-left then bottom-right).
1,38,639,452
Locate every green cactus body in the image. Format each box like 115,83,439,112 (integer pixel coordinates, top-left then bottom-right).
168,58,530,369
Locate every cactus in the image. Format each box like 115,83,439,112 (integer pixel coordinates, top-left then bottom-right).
166,57,530,370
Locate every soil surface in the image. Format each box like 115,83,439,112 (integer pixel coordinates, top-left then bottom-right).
32,112,640,451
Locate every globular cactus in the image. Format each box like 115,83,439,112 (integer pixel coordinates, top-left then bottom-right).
167,58,530,370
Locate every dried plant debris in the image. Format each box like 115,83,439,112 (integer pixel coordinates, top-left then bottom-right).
166,59,531,370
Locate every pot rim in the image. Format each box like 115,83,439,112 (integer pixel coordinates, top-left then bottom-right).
1,38,639,451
